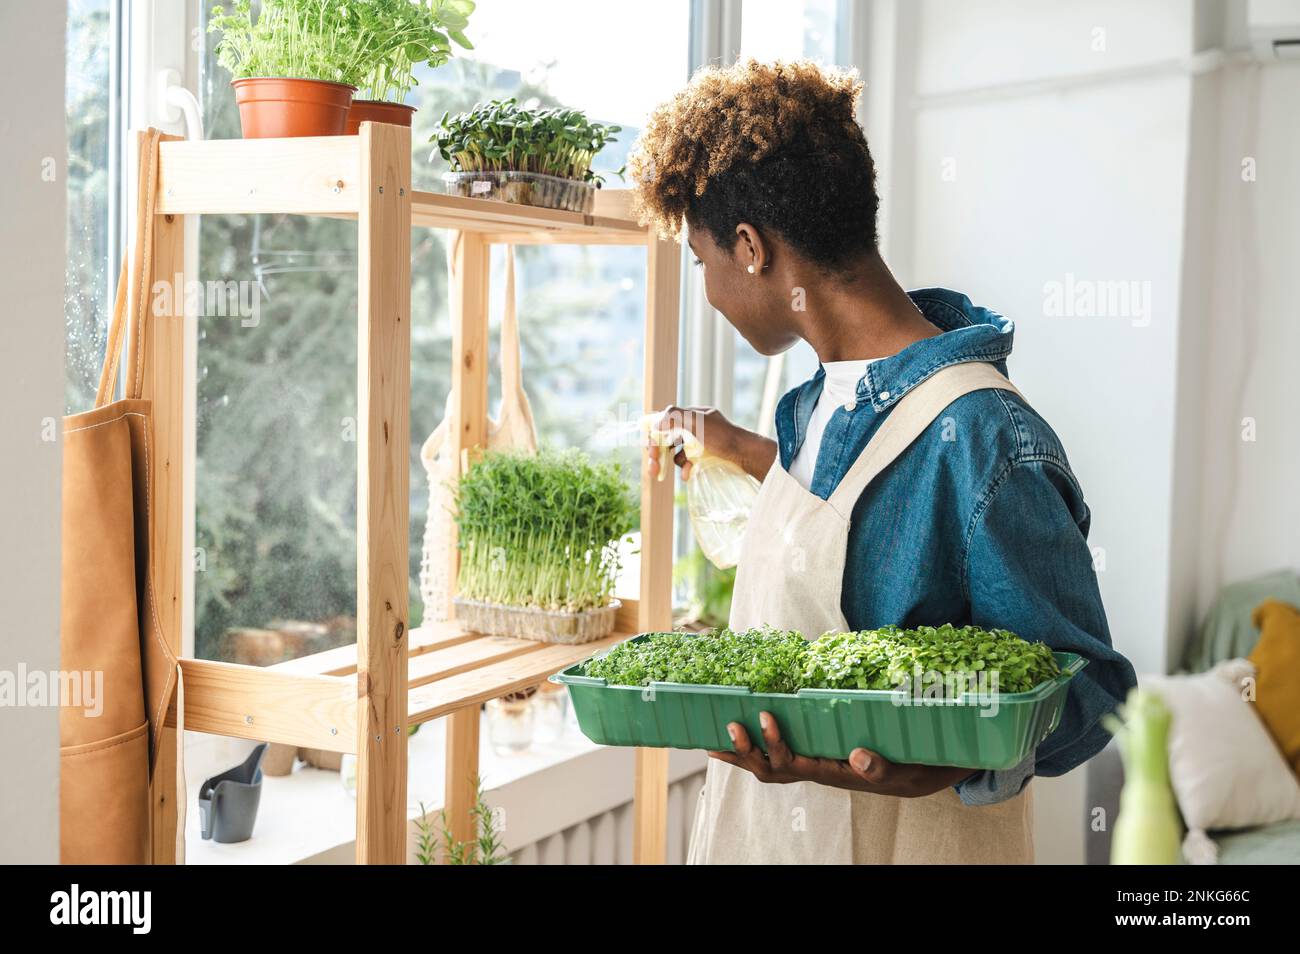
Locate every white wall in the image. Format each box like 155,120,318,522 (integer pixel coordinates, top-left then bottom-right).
0,2,65,863
888,0,1197,678
880,3,1300,679
1191,58,1300,626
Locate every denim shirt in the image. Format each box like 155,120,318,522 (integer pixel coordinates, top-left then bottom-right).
774,288,1138,805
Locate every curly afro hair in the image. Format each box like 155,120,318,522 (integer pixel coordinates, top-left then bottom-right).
628,59,878,272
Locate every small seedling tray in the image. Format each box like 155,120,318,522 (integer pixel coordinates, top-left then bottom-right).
442,170,596,213
453,597,620,645
552,635,1086,770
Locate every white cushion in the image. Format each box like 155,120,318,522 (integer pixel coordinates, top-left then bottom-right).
1141,659,1300,835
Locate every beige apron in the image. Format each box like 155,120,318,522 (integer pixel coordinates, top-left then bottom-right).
687,361,1034,865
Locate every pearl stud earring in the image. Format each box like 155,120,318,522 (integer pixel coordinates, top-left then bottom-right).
747,264,756,274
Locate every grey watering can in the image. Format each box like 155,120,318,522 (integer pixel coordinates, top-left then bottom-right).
198,743,268,843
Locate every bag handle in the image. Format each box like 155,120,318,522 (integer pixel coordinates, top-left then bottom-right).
439,232,518,402
500,245,524,403
95,128,163,408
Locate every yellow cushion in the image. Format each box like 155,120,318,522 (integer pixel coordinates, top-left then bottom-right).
1249,600,1300,776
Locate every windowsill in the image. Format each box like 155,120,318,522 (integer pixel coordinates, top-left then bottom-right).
184,709,707,864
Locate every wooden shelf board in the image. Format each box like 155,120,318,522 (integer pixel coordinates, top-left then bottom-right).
269,619,475,677
260,601,635,685
475,230,649,246
169,658,357,753
184,621,624,747
410,190,645,239
406,633,544,689
156,135,362,217
152,133,646,244
408,629,628,725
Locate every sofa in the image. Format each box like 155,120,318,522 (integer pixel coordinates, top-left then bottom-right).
1084,569,1300,864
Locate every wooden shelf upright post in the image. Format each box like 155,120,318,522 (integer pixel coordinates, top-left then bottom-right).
444,229,491,848
354,122,412,864
633,237,681,865
142,131,187,864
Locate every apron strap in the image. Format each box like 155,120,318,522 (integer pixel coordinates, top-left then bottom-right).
500,245,524,404
826,361,1024,519
95,128,163,408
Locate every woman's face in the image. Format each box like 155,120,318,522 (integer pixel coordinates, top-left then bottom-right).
686,224,803,357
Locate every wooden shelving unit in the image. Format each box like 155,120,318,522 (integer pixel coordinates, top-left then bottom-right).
147,124,680,864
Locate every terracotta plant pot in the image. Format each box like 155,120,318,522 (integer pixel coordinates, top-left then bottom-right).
231,77,355,139
299,748,343,772
261,743,298,777
345,100,416,135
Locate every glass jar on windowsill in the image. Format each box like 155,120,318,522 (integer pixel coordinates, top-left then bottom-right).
487,688,538,756
533,680,570,745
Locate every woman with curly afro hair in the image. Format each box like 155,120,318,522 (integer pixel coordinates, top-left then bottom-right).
633,60,1135,865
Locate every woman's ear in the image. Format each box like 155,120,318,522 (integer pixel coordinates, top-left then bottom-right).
734,223,768,274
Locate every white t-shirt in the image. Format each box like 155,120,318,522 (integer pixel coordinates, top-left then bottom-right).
788,359,879,490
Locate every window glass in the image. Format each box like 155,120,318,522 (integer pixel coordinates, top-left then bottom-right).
667,1,841,627
409,1,690,191
65,0,116,413
729,0,841,435
195,0,690,663
738,0,839,63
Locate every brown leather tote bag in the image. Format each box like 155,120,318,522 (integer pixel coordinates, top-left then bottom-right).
60,128,181,863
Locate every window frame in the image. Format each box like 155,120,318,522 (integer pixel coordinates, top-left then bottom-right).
117,0,204,654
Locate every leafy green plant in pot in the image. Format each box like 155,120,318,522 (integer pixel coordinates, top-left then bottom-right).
344,0,477,134
432,99,621,212
209,0,365,138
453,449,637,644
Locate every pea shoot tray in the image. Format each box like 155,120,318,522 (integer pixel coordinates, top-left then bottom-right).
552,635,1086,770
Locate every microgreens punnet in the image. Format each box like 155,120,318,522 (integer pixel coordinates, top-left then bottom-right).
584,625,1062,695
432,99,621,183
454,449,637,614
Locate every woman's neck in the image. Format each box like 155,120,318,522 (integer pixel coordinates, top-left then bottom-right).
796,253,940,363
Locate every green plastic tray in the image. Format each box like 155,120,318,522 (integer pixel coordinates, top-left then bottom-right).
551,635,1087,770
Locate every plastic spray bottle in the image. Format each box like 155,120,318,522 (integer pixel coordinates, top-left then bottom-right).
642,411,761,569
